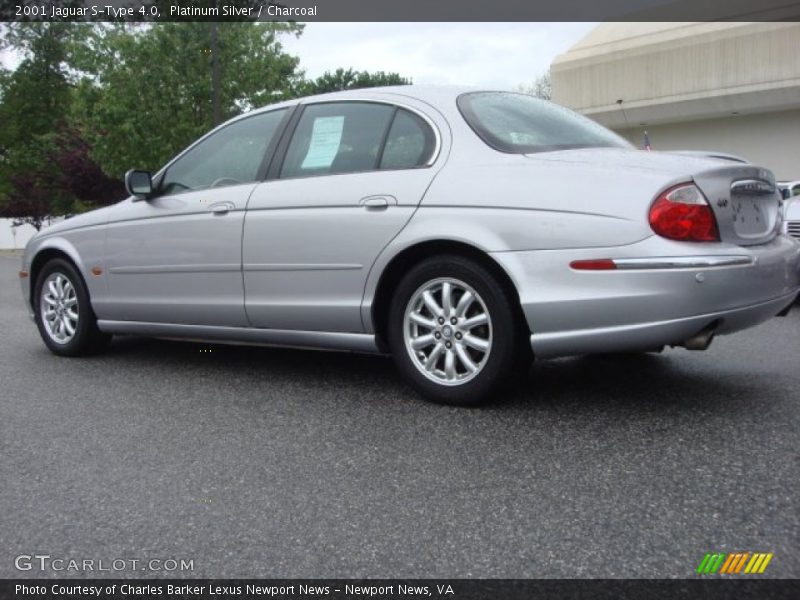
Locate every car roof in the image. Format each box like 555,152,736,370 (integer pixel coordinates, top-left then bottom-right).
245,85,505,117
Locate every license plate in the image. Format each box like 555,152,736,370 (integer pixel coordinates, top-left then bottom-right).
732,197,767,234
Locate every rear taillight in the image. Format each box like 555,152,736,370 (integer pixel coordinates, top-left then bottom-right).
649,183,720,242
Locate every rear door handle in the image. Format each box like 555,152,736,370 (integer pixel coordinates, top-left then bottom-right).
209,201,234,215
359,195,397,210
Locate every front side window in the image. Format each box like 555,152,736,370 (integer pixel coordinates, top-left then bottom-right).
457,92,631,154
160,109,287,196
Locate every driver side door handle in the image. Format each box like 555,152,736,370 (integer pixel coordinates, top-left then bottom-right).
359,195,397,210
209,201,235,216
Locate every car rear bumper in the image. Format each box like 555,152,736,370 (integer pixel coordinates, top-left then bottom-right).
527,291,797,357
491,234,800,358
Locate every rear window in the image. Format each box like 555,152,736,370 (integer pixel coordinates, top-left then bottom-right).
457,92,631,154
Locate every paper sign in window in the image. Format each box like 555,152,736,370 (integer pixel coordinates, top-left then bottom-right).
301,116,345,169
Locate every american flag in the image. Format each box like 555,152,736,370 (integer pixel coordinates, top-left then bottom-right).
644,131,652,151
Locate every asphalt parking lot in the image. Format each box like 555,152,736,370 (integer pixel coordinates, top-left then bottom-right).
1,252,798,579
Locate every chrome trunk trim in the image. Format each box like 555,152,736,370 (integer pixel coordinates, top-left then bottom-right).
612,256,754,269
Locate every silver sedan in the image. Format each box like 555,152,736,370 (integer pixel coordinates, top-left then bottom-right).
19,87,800,405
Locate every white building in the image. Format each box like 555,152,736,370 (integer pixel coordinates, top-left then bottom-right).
0,218,36,249
551,22,800,180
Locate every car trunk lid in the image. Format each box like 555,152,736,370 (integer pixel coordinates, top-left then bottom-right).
693,167,781,246
523,148,781,246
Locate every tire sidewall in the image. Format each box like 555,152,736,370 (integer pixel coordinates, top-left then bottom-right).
34,258,99,357
388,256,519,406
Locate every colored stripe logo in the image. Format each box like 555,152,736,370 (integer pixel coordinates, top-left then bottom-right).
696,552,773,575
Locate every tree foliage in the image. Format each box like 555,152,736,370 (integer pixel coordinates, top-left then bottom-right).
299,68,410,96
0,21,412,228
0,23,76,229
71,22,304,176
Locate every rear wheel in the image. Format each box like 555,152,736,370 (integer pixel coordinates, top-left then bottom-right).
34,258,110,356
388,255,526,406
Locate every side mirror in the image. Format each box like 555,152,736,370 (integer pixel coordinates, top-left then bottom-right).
125,169,153,199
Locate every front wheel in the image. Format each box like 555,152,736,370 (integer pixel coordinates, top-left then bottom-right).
34,258,110,356
388,255,526,406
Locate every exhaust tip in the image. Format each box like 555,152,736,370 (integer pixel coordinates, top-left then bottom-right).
678,321,719,351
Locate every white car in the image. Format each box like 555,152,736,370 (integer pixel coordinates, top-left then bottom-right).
779,181,800,241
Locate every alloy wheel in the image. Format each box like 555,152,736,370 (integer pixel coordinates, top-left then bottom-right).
403,277,493,386
40,272,79,345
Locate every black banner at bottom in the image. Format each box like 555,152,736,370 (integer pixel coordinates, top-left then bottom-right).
1,579,799,600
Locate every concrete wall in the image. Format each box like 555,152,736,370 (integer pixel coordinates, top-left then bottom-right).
0,219,37,249
615,109,800,181
552,22,800,129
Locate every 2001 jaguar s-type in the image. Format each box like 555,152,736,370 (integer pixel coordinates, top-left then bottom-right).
20,87,800,405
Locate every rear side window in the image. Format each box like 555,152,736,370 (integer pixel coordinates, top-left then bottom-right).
280,102,395,178
457,92,630,154
380,109,436,170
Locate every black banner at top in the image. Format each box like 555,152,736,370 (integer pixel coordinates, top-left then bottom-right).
2,0,800,22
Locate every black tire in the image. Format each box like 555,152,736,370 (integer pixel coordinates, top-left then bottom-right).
387,254,527,406
33,258,111,357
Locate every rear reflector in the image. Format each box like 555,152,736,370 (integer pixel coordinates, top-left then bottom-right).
570,259,617,271
18,270,28,279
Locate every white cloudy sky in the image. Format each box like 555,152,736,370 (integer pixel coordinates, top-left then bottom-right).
282,23,597,88
1,22,597,88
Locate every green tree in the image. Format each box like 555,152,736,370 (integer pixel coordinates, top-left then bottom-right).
71,22,303,177
299,68,410,96
0,23,127,229
0,23,74,229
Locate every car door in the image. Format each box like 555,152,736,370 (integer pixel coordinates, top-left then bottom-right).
104,108,290,326
243,100,441,332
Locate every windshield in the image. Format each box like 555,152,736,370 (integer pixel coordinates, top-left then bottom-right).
457,92,632,154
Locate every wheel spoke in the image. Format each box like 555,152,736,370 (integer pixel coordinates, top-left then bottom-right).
64,319,75,336
48,280,59,298
421,290,443,318
455,344,478,373
411,333,436,350
444,349,456,380
441,282,453,317
461,313,488,330
424,343,444,372
66,308,79,321
409,312,436,329
454,290,474,317
462,333,489,353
